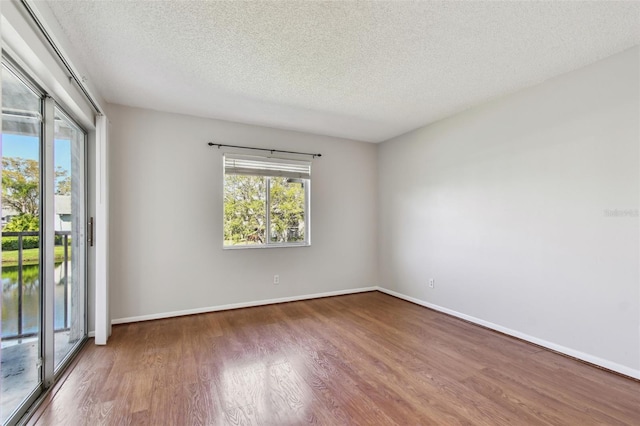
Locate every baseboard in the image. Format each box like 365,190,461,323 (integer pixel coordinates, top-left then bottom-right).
376,286,640,380
111,286,377,325
106,284,639,380
87,331,95,338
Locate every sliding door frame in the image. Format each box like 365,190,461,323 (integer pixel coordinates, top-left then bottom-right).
41,95,54,387
1,54,88,426
51,101,88,375
1,55,45,426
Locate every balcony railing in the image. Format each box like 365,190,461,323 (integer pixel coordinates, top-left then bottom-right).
1,230,71,341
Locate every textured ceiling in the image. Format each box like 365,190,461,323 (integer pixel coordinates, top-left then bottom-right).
42,1,640,143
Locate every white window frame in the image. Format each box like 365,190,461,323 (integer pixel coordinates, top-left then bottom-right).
223,154,311,249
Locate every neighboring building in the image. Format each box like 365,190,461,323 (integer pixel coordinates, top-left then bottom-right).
1,195,71,231
1,207,18,227
54,195,71,232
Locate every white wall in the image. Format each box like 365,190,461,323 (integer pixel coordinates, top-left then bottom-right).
378,47,640,377
107,104,378,321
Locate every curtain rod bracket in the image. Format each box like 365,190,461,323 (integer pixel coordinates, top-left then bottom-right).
207,142,321,158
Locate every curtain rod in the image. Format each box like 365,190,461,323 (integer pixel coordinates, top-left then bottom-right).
208,142,321,158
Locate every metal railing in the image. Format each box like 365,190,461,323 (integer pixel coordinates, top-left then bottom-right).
1,230,71,341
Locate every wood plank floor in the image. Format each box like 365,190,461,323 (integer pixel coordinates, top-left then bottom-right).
27,292,640,425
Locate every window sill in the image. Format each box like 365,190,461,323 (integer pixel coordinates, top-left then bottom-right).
223,242,310,250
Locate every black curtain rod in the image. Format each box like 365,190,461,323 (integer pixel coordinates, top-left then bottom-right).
208,142,321,158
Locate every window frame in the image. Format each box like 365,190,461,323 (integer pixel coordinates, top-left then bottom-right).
223,154,311,249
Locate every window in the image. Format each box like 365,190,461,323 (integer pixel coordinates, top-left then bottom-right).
224,154,311,248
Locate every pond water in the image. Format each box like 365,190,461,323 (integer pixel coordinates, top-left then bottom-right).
2,264,69,338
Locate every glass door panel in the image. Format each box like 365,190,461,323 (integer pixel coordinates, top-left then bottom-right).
1,59,87,425
1,64,43,424
53,107,85,371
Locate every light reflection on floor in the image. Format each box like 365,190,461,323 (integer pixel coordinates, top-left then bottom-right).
219,357,310,424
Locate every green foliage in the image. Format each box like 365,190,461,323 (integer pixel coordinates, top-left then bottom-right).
2,156,69,215
223,175,306,245
3,213,39,232
224,175,266,244
2,214,40,250
269,177,305,243
1,237,39,251
2,157,40,216
56,175,71,195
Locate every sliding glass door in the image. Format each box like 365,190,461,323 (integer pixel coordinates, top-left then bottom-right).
53,107,86,371
1,60,87,425
0,58,43,426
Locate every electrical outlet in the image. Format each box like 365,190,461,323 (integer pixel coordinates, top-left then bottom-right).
273,275,280,285
429,278,435,289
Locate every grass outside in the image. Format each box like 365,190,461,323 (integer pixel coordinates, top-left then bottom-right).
2,246,68,267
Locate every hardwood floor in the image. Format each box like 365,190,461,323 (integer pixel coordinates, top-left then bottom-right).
27,292,640,425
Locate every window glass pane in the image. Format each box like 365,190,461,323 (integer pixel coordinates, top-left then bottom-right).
269,177,305,243
2,69,41,121
224,175,266,245
53,107,86,371
1,65,42,424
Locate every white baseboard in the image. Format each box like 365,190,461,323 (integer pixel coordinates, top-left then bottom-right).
104,284,638,380
87,331,95,338
111,286,377,325
376,287,640,380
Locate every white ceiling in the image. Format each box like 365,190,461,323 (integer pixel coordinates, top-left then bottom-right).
43,1,640,143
